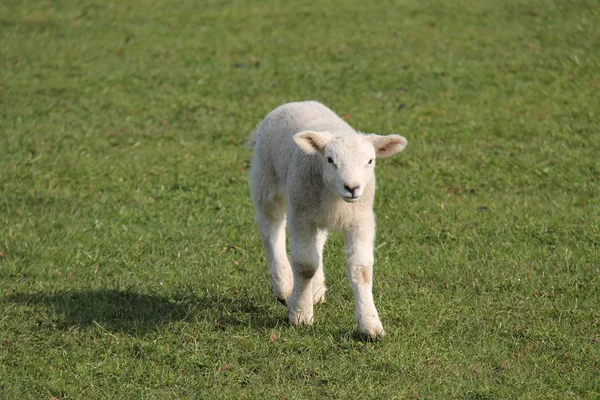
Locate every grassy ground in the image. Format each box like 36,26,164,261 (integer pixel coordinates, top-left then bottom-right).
1,0,599,398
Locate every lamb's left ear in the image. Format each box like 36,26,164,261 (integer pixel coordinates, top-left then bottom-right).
294,131,334,154
366,134,408,158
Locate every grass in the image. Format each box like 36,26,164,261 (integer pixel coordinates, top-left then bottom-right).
1,0,599,398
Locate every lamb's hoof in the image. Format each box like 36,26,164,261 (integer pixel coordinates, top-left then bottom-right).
289,311,314,327
273,286,292,306
276,297,287,306
359,321,385,341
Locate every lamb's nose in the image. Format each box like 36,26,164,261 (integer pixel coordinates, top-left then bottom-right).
344,184,359,195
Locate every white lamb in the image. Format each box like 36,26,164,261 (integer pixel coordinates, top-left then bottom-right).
248,101,407,339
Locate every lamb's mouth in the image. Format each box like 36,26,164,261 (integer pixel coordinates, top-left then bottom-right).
342,195,360,203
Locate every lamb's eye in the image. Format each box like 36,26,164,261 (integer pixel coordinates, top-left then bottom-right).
327,157,334,164
368,159,373,165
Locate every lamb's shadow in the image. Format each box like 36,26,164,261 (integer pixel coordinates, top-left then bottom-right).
6,288,284,334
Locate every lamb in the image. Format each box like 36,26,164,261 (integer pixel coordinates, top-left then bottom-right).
247,101,407,339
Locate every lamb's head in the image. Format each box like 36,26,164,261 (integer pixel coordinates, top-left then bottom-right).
294,131,407,203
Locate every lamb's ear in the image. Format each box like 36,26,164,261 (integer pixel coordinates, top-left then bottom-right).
293,131,333,154
366,134,407,158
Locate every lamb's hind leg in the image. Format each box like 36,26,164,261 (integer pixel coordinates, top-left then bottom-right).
255,197,293,304
312,229,328,305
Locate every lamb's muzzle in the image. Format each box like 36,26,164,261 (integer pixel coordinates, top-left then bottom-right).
343,183,361,201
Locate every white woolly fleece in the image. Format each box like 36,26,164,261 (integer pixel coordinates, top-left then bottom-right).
248,101,407,339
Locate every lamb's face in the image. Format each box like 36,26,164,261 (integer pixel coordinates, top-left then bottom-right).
294,130,407,203
323,136,376,203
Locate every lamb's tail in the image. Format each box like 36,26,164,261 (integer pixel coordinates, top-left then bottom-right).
245,129,258,150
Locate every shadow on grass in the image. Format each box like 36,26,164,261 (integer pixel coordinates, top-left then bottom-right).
5,288,285,334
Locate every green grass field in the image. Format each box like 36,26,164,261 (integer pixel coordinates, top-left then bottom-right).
1,0,599,398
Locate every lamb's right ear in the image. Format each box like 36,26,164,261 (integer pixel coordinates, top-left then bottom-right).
293,131,333,154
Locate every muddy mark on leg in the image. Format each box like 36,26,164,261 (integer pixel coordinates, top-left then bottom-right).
300,267,316,280
358,265,372,284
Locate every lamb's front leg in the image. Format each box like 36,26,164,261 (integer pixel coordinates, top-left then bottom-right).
288,222,321,326
344,215,385,339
